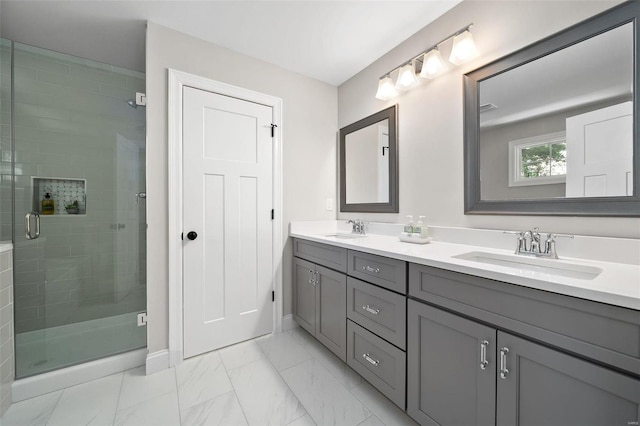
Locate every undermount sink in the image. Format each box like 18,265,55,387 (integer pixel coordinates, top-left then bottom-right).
324,233,366,239
453,251,603,280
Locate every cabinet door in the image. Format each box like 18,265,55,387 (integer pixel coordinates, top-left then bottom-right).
316,263,347,361
407,300,496,426
497,331,640,426
293,257,317,336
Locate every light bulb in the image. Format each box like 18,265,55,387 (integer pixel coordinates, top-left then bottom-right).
419,49,447,79
394,63,418,91
375,76,398,101
449,30,479,65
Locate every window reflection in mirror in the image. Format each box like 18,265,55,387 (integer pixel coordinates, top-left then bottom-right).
345,119,390,204
478,22,633,201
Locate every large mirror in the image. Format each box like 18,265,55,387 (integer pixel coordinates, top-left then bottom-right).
464,1,640,216
340,105,398,212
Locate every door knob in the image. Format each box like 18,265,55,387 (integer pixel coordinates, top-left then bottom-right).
187,231,198,240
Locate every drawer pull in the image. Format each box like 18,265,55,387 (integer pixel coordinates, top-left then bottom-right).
362,265,380,273
480,340,489,370
362,353,380,366
362,304,380,315
499,347,510,379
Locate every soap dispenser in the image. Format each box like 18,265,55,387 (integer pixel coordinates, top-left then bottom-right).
41,192,54,215
416,216,428,238
404,215,414,234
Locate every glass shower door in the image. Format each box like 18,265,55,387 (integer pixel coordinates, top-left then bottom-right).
10,42,147,378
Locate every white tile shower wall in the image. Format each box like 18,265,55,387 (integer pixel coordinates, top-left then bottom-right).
11,44,146,335
0,248,15,416
1,41,12,242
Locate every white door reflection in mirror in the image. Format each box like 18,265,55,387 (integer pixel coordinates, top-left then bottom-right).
566,102,633,197
345,119,390,204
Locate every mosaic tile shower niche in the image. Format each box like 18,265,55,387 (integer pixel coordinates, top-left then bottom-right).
32,177,87,215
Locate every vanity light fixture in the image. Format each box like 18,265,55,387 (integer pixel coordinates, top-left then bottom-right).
375,75,399,101
449,29,479,65
419,48,448,79
395,62,419,90
374,24,477,100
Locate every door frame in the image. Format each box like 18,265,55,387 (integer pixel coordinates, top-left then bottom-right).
167,68,283,366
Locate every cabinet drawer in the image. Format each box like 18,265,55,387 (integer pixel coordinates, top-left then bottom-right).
409,263,640,376
347,320,406,409
348,250,406,294
293,238,347,272
347,277,406,349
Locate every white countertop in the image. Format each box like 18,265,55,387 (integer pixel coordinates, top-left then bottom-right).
290,221,640,311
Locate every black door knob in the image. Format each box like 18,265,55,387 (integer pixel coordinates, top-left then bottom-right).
187,231,198,240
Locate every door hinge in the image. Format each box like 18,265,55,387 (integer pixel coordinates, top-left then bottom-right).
135,92,147,107
137,312,147,327
271,209,274,220
272,291,275,302
270,123,278,137
181,232,183,240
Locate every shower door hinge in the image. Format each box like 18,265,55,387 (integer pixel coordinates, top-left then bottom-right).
137,312,148,327
135,92,147,107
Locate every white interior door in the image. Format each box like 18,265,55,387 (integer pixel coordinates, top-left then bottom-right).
565,102,633,197
182,86,273,359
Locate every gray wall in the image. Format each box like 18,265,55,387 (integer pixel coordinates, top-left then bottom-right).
338,0,638,238
145,22,338,354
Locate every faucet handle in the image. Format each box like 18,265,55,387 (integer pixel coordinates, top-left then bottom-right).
543,233,574,259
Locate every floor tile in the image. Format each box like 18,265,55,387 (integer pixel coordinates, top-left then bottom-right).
0,390,61,426
286,413,316,426
257,330,311,371
114,391,181,426
218,339,266,371
47,373,123,426
118,366,177,411
176,351,233,411
229,358,306,426
350,381,418,426
358,415,386,426
281,358,371,426
181,390,248,426
290,327,363,389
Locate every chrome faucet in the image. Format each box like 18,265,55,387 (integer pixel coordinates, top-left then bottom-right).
347,219,366,235
505,227,573,259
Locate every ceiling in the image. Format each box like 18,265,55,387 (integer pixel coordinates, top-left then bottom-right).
0,0,463,86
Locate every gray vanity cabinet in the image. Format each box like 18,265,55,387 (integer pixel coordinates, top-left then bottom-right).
407,300,496,426
408,264,640,426
293,240,347,361
497,331,640,426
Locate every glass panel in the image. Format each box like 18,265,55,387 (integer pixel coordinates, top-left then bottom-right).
0,39,12,243
11,42,146,378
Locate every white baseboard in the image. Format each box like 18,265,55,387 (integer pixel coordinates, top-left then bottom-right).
146,350,170,375
13,349,146,402
281,314,298,332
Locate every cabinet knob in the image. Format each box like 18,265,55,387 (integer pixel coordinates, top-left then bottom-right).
187,231,198,240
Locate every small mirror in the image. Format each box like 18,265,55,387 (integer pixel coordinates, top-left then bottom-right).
340,105,398,212
464,2,640,216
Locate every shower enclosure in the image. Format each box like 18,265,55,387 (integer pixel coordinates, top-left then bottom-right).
1,40,147,379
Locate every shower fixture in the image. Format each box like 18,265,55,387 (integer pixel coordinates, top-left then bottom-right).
127,92,147,109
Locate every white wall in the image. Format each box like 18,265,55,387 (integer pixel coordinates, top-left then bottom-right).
338,0,639,239
145,22,337,353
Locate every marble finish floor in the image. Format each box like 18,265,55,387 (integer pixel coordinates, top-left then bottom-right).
1,326,418,426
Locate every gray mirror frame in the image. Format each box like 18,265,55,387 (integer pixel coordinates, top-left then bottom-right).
340,105,399,213
464,1,640,216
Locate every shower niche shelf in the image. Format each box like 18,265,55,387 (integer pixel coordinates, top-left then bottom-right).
32,177,87,216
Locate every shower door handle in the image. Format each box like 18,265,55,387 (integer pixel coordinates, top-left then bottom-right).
25,212,40,240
